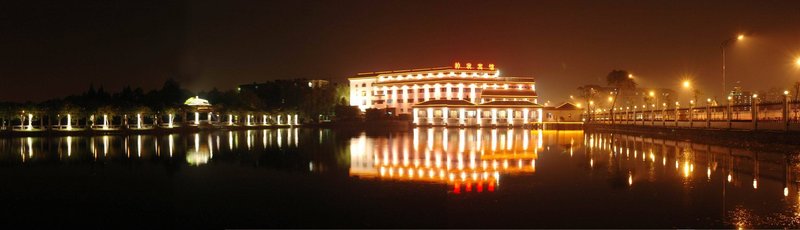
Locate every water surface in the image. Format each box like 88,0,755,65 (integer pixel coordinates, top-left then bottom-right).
0,128,797,228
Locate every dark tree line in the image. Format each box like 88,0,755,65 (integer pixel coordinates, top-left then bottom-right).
0,78,351,127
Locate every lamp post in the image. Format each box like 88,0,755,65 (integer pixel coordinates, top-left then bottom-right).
706,98,712,128
662,102,667,126
784,90,790,131
674,102,680,126
726,96,733,129
683,80,699,104
648,90,659,114
689,100,695,127
752,94,759,130
722,34,744,98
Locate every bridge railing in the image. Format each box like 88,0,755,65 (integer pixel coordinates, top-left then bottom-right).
586,97,800,131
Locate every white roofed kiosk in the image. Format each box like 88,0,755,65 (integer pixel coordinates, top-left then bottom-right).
183,96,215,126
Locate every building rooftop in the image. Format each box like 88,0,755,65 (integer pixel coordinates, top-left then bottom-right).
553,102,580,110
415,100,476,106
480,89,538,97
479,100,541,107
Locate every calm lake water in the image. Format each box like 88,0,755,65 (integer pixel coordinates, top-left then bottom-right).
0,128,798,228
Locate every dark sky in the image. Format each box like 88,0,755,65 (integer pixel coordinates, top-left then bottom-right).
3,0,800,103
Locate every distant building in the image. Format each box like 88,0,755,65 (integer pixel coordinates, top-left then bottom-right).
729,86,752,105
239,79,331,92
307,79,329,88
348,62,543,127
543,102,584,122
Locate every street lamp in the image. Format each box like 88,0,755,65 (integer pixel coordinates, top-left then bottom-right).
795,57,800,67
722,33,745,98
682,80,698,103
648,90,659,110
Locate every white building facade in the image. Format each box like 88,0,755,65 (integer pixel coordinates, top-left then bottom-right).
349,62,543,127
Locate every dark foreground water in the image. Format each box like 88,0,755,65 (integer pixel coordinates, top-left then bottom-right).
0,128,798,228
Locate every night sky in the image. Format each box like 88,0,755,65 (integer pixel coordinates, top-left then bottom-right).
3,0,800,103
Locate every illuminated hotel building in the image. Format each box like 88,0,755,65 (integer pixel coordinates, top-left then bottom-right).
349,62,543,127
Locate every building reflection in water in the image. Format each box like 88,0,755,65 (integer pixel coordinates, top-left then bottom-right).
349,128,553,194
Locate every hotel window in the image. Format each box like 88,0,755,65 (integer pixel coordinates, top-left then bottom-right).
451,88,458,92
406,99,413,103
361,91,366,96
483,111,491,117
467,111,476,117
450,110,458,118
499,111,507,118
418,89,425,93
514,111,522,118
362,83,366,87
429,88,435,92
387,99,393,104
434,110,443,117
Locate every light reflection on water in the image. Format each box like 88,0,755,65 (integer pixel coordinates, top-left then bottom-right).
0,127,799,228
1,128,304,165
349,128,548,193
346,128,800,227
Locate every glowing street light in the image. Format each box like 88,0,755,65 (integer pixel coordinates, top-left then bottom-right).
722,33,746,98
795,57,800,67
682,80,691,89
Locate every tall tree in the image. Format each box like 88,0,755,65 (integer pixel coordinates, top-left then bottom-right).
606,70,637,124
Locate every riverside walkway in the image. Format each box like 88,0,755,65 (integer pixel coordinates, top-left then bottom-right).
588,97,800,131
